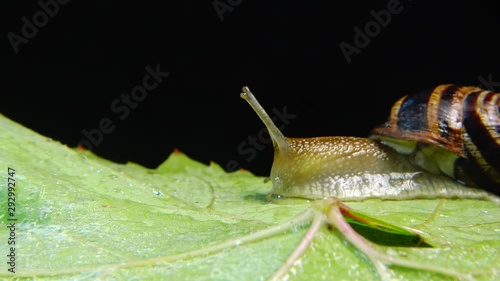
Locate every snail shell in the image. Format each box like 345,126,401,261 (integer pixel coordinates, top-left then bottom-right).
370,84,500,193
240,85,500,203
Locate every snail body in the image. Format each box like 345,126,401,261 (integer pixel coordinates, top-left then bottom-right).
240,85,500,202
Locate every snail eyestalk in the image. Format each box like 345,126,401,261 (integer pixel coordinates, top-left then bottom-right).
240,86,291,154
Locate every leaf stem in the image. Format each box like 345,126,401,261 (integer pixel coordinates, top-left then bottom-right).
268,212,323,281
324,197,474,281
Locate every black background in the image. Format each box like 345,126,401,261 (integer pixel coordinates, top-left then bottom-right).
2,1,500,178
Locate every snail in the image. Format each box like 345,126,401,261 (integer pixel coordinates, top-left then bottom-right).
239,84,500,202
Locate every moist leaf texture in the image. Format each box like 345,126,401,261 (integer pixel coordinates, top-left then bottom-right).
0,114,499,281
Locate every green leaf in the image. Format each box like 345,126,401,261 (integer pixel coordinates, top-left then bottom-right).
1,113,499,280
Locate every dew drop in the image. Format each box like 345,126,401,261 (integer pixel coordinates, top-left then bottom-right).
153,190,164,196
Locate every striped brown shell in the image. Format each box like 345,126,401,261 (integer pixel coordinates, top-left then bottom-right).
370,84,500,191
